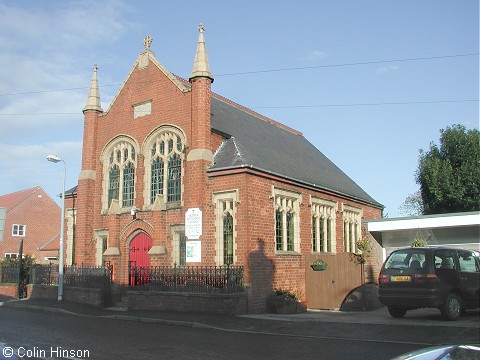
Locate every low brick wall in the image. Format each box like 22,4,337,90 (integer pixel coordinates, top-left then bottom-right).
128,291,248,315
0,284,18,299
27,284,108,307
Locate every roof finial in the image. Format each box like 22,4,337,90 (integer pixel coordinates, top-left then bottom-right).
143,35,153,51
189,23,214,82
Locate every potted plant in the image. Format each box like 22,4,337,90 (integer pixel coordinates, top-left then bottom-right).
310,258,328,271
270,288,306,314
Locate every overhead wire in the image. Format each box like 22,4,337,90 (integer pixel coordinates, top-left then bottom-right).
0,52,477,115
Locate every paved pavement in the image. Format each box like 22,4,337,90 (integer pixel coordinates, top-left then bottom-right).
1,294,479,337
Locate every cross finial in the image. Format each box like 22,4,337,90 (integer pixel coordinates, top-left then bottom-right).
143,35,153,50
198,23,205,33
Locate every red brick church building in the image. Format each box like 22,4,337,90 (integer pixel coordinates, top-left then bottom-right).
69,25,383,312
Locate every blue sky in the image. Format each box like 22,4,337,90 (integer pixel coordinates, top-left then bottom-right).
0,0,478,217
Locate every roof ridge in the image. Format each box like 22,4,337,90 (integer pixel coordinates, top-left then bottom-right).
211,92,303,136
230,137,246,163
0,186,41,212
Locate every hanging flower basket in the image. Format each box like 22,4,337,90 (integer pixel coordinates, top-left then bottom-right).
311,258,328,271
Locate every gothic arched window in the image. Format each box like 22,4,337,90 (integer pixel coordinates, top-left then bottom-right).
103,139,138,212
144,127,185,207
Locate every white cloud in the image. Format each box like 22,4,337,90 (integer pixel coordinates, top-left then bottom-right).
376,65,399,74
300,50,330,61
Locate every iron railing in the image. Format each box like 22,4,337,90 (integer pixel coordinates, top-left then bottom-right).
129,265,244,294
30,264,113,291
0,264,18,283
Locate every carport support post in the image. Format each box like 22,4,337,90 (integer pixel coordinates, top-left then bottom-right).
17,239,23,299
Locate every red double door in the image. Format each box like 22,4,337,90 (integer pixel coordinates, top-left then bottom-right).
129,233,152,286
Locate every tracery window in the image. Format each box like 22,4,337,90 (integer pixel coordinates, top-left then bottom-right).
273,187,301,253
342,204,363,253
104,139,137,211
223,211,234,265
145,127,185,207
311,198,337,253
213,191,238,266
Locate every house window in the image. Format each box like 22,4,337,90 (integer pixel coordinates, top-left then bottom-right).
311,197,337,253
12,224,26,237
213,190,238,265
273,187,301,253
342,204,362,253
5,253,18,259
144,127,185,208
103,138,138,211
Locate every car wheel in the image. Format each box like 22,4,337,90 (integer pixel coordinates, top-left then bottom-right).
441,293,462,321
388,306,407,318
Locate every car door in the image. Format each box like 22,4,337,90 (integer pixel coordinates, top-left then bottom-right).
434,250,459,291
456,250,480,309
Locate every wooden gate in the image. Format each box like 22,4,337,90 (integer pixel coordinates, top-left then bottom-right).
129,233,152,286
305,253,363,310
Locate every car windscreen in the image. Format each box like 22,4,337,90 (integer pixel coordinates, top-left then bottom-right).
384,249,427,271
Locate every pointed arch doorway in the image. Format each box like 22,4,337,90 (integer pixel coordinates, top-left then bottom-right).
129,232,152,286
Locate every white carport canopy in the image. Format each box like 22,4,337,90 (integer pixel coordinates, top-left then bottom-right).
366,212,480,259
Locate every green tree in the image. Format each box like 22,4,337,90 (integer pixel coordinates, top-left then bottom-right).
415,124,480,214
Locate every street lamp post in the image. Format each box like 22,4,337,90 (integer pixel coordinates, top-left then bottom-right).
47,154,66,301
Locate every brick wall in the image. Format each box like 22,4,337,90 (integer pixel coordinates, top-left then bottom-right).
128,291,248,315
0,284,18,298
27,284,107,307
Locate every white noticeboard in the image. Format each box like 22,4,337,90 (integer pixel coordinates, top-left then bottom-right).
185,208,202,239
186,240,201,263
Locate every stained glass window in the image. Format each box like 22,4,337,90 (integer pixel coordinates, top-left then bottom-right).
167,153,181,202
148,131,184,205
122,162,135,207
150,157,164,203
275,210,283,251
108,165,119,207
223,213,234,265
287,212,294,251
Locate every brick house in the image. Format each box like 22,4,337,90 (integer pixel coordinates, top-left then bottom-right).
69,25,383,312
0,186,59,263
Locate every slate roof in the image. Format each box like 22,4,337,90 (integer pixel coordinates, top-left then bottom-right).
209,96,382,207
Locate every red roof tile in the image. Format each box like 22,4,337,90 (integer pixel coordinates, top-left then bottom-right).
0,186,42,212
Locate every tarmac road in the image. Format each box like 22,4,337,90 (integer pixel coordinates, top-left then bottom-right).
0,297,479,359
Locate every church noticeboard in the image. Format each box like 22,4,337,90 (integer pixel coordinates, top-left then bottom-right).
186,240,201,263
185,208,202,239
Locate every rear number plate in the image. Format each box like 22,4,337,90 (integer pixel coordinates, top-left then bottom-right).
391,276,411,282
